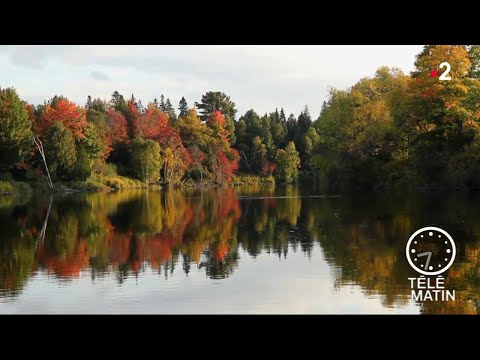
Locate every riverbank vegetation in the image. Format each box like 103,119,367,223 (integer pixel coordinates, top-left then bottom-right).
0,179,31,196
1,45,480,193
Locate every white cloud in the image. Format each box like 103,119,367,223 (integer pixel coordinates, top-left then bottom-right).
0,45,423,117
90,70,110,81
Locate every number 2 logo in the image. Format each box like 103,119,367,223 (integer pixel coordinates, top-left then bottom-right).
439,62,451,81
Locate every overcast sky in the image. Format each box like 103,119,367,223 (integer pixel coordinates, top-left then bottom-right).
0,45,423,118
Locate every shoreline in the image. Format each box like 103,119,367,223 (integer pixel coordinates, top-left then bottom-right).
0,173,276,197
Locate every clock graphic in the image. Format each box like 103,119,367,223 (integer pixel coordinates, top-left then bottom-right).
406,226,456,276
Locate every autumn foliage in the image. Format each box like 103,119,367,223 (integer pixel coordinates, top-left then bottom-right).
135,104,169,140
105,109,128,146
39,99,87,138
207,110,231,142
211,148,239,184
262,162,276,176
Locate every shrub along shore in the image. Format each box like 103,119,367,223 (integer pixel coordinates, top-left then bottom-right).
0,173,275,197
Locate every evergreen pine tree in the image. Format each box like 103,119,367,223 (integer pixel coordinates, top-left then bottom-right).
160,94,165,111
280,108,286,123
86,95,92,109
164,98,177,123
178,97,189,117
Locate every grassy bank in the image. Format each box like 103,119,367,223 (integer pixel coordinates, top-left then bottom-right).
83,175,160,191
179,174,275,189
0,180,32,196
232,174,275,186
0,175,159,196
46,175,161,193
0,173,274,196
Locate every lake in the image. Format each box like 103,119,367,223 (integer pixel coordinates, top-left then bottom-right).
1,185,479,314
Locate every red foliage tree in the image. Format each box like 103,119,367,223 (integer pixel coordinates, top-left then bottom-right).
105,109,128,146
262,162,276,176
124,100,141,139
211,148,239,184
39,99,87,138
135,104,169,139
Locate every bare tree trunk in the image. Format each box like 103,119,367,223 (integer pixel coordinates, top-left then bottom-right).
34,136,53,190
240,151,253,171
36,195,53,249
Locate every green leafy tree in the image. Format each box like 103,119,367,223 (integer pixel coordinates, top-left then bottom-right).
131,138,162,183
275,141,300,184
260,114,275,158
73,145,91,181
44,122,77,180
0,87,33,170
81,122,108,162
303,127,320,158
252,136,268,173
177,108,214,151
86,108,106,128
311,67,410,189
235,109,277,172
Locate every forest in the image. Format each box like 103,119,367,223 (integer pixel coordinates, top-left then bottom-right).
1,45,480,193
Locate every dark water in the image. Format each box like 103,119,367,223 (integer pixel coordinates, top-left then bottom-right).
1,185,479,314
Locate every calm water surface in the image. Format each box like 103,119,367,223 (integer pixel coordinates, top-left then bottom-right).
1,185,479,314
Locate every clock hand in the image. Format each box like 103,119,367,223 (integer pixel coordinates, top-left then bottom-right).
417,252,432,270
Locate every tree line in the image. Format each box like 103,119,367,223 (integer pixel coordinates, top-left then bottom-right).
0,87,301,187
1,45,480,190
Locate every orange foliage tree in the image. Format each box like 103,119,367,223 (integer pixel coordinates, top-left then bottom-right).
207,110,231,142
135,103,169,139
38,99,87,138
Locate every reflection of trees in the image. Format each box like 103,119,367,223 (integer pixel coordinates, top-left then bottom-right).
308,195,414,308
0,187,245,294
2,189,480,314
0,196,48,297
421,240,480,314
309,193,480,313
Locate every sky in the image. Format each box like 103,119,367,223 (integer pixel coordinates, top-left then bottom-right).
0,45,424,118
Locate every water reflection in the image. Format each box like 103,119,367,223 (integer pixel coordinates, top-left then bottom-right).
1,186,480,313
